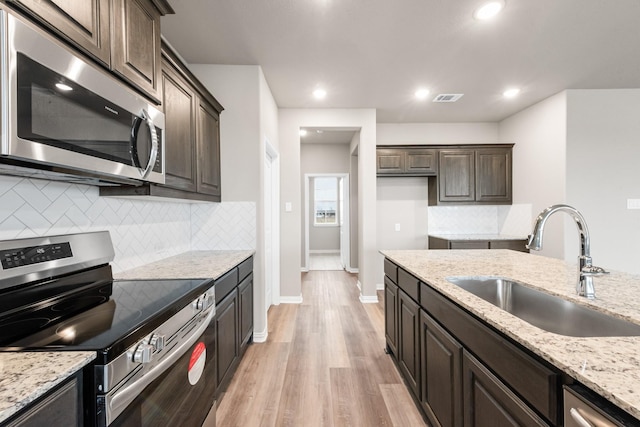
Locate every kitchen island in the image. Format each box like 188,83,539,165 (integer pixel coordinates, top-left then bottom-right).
381,249,640,423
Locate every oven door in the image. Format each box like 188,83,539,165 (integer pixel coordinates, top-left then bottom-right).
106,315,216,427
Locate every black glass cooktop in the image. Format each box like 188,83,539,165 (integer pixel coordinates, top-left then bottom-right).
0,276,213,363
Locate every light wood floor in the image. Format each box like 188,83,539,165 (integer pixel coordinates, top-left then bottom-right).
215,270,427,427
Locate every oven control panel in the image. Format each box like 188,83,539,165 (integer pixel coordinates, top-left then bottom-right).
1,242,73,269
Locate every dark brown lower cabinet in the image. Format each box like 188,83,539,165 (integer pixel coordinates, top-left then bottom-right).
238,273,253,353
384,276,399,355
5,373,81,426
463,351,547,427
215,289,239,393
420,311,463,427
398,289,420,398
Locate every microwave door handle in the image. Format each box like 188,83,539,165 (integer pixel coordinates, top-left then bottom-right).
130,109,158,179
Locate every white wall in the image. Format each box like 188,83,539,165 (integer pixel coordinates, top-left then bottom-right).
190,64,279,340
377,123,499,144
498,92,568,259
376,177,429,287
565,89,640,274
279,109,377,302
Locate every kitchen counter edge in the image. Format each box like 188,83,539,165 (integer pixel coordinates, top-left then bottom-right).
0,352,95,423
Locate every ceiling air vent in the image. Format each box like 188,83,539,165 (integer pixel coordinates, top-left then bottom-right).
433,94,464,103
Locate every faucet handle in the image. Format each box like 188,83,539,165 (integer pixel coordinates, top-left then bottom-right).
581,265,609,276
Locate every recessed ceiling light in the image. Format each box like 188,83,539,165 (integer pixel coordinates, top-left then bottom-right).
313,88,327,99
503,88,520,98
299,129,308,137
55,83,73,91
474,1,505,20
415,89,430,100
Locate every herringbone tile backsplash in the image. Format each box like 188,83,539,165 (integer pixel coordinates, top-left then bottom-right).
0,176,256,273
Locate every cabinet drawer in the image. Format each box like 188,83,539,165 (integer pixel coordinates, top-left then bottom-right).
421,283,560,425
449,241,489,250
384,258,398,283
489,240,528,252
238,257,253,282
215,268,239,302
398,268,420,302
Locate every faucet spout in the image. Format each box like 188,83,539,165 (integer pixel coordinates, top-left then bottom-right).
526,204,607,299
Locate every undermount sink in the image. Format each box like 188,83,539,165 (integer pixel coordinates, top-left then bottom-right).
446,277,640,337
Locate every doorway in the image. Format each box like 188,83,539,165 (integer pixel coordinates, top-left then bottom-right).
303,173,350,271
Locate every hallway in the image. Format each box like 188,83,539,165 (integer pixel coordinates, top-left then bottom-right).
215,270,427,426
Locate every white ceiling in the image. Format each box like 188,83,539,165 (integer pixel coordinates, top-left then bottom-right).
161,0,640,123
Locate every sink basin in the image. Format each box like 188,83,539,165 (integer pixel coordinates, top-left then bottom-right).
446,277,640,337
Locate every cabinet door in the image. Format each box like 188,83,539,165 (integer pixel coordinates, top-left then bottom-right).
6,374,81,427
161,60,197,192
438,150,475,202
421,311,463,427
238,274,253,352
406,149,437,175
475,148,512,203
196,99,222,198
377,149,405,174
215,290,239,392
398,289,420,399
111,0,161,101
384,276,398,356
8,0,110,66
462,351,548,427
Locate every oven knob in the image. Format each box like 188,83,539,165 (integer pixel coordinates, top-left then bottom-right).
192,298,203,311
202,293,214,310
133,343,153,364
149,334,165,352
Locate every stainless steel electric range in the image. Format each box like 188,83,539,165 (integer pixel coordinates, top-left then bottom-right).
0,231,217,426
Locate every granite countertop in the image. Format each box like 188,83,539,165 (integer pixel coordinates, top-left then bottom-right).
0,250,253,423
380,249,640,420
114,250,254,280
428,233,527,240
0,352,95,423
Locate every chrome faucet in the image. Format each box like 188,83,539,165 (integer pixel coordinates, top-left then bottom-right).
526,204,608,299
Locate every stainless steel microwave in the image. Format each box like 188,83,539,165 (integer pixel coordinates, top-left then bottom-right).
0,11,165,185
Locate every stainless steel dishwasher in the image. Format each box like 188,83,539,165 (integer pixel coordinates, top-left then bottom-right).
564,385,638,427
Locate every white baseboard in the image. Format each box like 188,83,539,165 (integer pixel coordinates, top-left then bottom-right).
300,267,309,273
309,250,340,254
356,280,362,291
345,267,359,274
253,327,268,343
376,282,384,291
359,294,379,304
280,295,303,304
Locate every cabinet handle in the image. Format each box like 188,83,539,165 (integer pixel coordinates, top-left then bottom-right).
570,408,595,427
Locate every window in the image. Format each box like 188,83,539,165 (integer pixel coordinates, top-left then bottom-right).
314,177,338,225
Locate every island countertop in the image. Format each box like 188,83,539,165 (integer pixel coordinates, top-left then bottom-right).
380,249,640,420
0,352,95,423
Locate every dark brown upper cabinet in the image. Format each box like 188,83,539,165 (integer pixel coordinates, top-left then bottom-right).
426,144,513,205
7,0,173,103
377,147,437,176
100,42,224,202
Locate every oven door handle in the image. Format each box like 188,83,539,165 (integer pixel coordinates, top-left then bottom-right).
107,306,215,425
